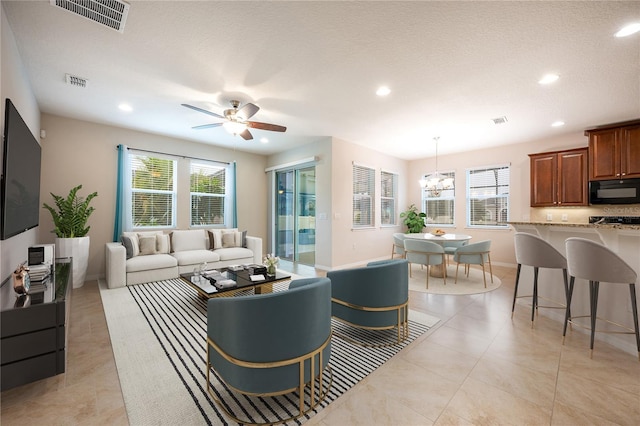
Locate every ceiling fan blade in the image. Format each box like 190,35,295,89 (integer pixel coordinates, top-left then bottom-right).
192,123,224,130
247,121,287,132
181,103,224,119
239,129,253,140
236,102,260,121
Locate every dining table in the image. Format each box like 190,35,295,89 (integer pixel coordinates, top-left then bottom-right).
404,232,472,277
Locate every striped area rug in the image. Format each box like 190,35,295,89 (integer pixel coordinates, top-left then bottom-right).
103,278,434,425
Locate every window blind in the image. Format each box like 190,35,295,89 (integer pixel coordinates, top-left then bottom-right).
466,165,510,227
352,164,375,228
190,161,227,226
422,170,455,225
380,170,397,225
130,153,177,228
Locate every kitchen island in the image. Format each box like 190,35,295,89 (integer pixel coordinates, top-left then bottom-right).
508,221,640,356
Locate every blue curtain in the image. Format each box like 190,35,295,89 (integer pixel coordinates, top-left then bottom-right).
113,144,130,241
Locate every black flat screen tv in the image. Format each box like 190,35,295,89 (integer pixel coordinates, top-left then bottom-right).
1,98,42,240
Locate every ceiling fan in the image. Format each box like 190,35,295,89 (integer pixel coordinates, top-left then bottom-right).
181,100,286,140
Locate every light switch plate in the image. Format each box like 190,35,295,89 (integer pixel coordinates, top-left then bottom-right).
546,213,553,221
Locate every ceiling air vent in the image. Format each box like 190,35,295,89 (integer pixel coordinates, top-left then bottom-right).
50,0,130,33
492,116,508,125
65,73,88,88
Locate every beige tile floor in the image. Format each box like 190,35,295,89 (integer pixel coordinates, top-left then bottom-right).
2,263,639,425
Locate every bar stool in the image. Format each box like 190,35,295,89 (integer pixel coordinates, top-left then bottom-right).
512,232,568,326
564,237,640,359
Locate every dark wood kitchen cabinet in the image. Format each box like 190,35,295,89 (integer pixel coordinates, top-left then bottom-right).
529,147,588,207
585,119,640,181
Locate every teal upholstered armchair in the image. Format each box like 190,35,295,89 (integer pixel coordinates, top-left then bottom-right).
206,277,332,424
327,259,409,347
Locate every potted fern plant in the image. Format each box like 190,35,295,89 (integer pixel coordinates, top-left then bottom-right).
43,185,97,288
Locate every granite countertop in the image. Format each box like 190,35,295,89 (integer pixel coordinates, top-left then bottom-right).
507,221,640,231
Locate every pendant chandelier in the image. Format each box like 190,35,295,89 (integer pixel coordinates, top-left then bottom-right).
419,137,453,194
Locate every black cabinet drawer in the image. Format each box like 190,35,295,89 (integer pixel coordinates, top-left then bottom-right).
1,303,58,337
1,328,58,364
0,352,58,391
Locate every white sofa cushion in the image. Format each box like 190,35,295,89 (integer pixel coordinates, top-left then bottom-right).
126,253,177,273
171,249,220,266
170,229,207,252
215,247,254,261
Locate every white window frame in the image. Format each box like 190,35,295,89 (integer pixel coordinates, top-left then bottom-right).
189,160,231,227
129,151,177,229
380,170,398,226
352,163,375,229
466,164,510,228
421,170,455,227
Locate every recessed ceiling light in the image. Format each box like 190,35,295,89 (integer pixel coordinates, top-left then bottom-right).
551,121,565,127
118,103,133,112
376,86,391,97
615,23,640,38
260,137,269,144
538,74,559,85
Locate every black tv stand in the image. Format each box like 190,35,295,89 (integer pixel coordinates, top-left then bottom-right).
0,258,72,391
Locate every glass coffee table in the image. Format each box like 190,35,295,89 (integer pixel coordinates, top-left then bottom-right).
179,265,291,298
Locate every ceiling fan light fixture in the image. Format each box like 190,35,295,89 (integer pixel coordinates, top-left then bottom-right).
223,120,247,135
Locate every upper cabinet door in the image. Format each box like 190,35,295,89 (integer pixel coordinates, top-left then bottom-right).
529,153,558,207
558,148,588,206
588,128,619,180
621,125,640,179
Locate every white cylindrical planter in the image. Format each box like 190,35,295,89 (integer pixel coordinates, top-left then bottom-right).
56,236,90,288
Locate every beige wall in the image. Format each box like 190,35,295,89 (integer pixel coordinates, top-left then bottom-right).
0,7,41,283
330,137,409,268
38,114,268,281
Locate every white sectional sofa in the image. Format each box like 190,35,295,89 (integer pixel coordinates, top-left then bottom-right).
105,229,262,288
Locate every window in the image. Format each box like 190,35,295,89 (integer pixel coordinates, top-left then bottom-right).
190,160,228,226
130,153,177,228
352,164,375,228
421,171,455,226
380,171,397,226
466,165,510,228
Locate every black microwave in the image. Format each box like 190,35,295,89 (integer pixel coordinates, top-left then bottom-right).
589,178,640,205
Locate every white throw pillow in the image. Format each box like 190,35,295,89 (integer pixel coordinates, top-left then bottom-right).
156,234,170,254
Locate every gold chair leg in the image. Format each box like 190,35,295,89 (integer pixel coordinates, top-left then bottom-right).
442,255,447,285
481,263,487,288
488,253,494,283
455,262,460,284
426,265,429,289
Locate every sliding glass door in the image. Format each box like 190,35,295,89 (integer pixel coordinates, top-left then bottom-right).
275,167,315,265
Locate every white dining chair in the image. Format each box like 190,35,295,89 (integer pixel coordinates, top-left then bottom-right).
453,240,493,288
391,233,406,259
404,239,446,289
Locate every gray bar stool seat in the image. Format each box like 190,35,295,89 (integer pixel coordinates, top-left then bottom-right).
564,237,640,360
512,232,569,326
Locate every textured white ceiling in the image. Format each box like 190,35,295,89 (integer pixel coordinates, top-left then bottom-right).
3,1,639,159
